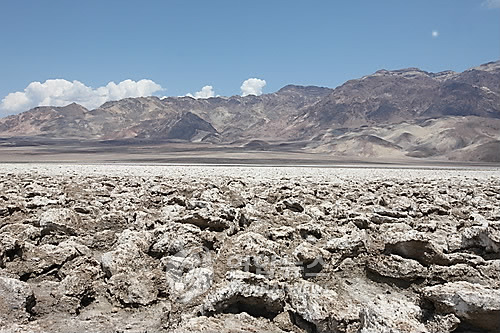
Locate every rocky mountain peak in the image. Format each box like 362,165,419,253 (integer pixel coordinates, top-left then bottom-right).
57,103,88,116
276,84,332,97
470,60,500,72
369,67,431,80
0,61,498,162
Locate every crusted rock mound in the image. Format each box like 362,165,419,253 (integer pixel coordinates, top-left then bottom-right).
0,165,499,332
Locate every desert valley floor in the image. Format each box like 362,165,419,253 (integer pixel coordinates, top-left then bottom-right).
1,163,499,333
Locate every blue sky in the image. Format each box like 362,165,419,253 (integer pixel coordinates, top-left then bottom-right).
0,0,499,114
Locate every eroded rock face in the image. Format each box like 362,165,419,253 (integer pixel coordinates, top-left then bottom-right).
366,254,428,283
423,281,500,331
107,271,159,306
39,208,82,236
201,271,286,319
0,277,35,324
0,166,499,332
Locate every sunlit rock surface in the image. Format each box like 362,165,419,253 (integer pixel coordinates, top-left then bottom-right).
0,164,499,332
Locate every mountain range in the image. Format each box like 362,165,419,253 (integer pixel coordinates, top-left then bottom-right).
1,61,499,162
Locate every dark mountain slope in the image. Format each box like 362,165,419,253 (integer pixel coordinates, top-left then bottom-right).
292,62,500,140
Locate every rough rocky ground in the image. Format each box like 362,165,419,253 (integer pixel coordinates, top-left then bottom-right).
0,164,499,333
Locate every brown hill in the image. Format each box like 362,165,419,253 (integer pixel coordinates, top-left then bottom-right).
0,61,499,162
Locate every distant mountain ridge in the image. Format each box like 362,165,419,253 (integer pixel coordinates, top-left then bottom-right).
0,61,499,161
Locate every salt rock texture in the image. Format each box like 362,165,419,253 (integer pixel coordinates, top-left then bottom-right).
0,164,499,332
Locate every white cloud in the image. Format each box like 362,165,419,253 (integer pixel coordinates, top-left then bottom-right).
185,85,215,99
240,78,266,96
0,79,163,114
482,0,500,8
431,30,439,38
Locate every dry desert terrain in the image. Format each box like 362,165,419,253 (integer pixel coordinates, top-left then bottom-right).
1,164,499,332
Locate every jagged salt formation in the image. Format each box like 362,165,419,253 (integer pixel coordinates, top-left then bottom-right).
0,165,499,332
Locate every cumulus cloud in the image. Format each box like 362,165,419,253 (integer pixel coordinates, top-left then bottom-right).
482,0,500,8
0,79,163,114
185,85,215,99
240,78,266,96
